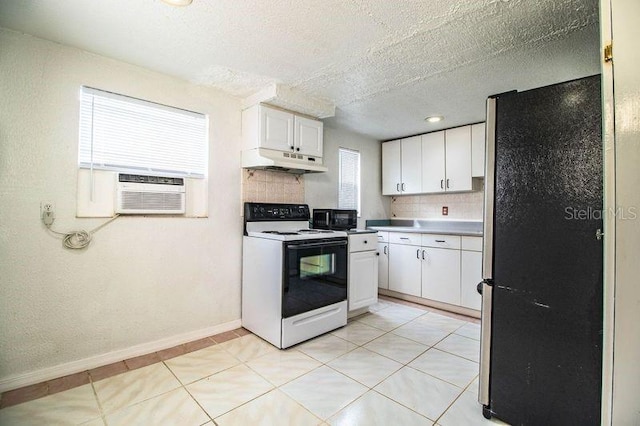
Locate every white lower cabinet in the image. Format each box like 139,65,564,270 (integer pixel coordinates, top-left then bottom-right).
421,247,461,305
461,250,482,310
388,243,422,297
381,232,482,312
348,233,378,311
377,242,389,290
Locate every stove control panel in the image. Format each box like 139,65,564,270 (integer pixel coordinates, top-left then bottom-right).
244,203,310,221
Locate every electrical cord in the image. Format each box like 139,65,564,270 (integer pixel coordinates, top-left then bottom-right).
46,215,120,249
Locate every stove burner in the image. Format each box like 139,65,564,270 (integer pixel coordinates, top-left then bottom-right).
297,229,334,234
263,231,300,235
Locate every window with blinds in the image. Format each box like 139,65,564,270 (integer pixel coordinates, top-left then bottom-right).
338,148,361,215
78,87,208,178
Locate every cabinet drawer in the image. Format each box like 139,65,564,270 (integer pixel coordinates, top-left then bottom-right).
389,232,421,246
421,234,461,250
461,236,483,252
349,233,376,253
376,231,389,243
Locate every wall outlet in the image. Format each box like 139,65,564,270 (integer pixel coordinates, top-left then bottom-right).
442,206,449,216
41,201,55,225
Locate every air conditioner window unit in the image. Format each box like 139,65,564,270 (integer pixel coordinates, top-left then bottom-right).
115,173,186,215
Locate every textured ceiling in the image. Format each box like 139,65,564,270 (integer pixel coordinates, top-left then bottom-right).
0,0,600,140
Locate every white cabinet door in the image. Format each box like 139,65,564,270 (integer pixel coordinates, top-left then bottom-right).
421,131,446,193
377,242,389,289
400,136,422,194
294,116,323,157
421,247,461,305
471,123,486,178
389,243,422,297
349,250,379,310
260,106,294,152
444,126,472,192
382,140,402,195
461,250,482,310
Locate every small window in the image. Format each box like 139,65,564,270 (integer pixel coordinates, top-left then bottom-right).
338,148,361,215
78,87,208,178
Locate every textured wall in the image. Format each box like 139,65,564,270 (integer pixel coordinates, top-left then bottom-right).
0,0,601,140
304,127,390,228
390,187,484,220
0,29,243,381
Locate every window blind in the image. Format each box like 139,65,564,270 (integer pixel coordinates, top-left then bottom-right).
79,87,208,178
338,148,361,214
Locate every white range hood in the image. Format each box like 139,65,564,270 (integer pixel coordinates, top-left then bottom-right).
241,148,328,174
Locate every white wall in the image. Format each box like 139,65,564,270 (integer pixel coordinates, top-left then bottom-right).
304,127,390,227
0,29,243,388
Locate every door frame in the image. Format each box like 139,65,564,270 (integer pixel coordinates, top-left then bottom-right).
599,0,615,424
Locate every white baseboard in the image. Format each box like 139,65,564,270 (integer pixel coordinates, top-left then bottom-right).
0,319,241,393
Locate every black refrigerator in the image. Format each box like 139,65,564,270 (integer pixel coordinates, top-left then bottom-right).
479,75,603,425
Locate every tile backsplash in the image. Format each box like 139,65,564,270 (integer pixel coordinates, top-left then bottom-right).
390,181,484,220
241,169,305,205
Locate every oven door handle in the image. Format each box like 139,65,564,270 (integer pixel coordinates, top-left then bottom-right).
287,241,348,250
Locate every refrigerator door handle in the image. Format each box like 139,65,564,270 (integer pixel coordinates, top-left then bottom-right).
478,96,497,408
479,279,493,406
482,97,497,280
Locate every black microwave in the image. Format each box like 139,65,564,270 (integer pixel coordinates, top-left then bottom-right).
312,209,357,230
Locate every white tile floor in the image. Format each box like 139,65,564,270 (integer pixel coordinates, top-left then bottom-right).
0,300,509,425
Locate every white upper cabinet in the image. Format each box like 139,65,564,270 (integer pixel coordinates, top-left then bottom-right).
400,136,422,194
294,115,323,157
471,122,486,178
242,104,323,157
381,123,481,196
382,140,402,195
444,126,472,192
261,106,294,151
421,131,446,193
381,136,422,195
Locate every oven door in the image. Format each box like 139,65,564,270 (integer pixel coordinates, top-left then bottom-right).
283,238,348,318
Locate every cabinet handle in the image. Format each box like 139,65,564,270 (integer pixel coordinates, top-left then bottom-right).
402,183,406,191
396,183,400,192
440,179,444,189
435,240,446,243
290,146,295,150
416,249,420,259
422,250,426,260
296,147,300,152
446,178,450,189
384,245,387,255
364,240,368,244
400,237,410,240
376,252,380,256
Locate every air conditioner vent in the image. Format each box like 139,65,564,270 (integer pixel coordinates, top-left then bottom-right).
116,173,185,215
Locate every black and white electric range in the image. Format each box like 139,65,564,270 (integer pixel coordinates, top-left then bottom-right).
242,202,348,348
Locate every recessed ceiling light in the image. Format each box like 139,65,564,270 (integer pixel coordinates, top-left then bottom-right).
425,115,444,123
161,0,193,6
